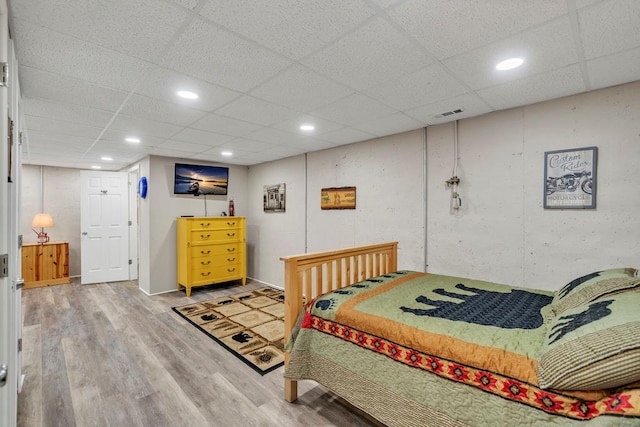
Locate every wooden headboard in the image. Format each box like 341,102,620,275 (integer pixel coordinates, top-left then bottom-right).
280,241,398,401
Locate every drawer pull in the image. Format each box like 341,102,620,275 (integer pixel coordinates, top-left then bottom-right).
227,222,236,226
200,250,211,255
227,268,236,273
226,233,235,237
201,261,211,265
227,258,236,262
201,272,211,277
201,234,211,239
200,223,210,227
226,248,236,252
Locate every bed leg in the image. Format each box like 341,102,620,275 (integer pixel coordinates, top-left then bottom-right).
284,379,298,402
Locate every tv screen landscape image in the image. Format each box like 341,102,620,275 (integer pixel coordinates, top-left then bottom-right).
174,163,229,195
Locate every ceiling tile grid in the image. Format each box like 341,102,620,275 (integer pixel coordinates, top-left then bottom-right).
6,0,639,170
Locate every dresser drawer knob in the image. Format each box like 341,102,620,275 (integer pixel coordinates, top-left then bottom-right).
201,234,210,239
227,268,236,273
200,223,210,227
227,222,236,226
226,233,235,237
227,258,236,262
201,261,211,265
226,248,236,252
201,272,211,277
200,250,211,255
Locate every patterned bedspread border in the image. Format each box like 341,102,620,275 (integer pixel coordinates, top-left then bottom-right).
301,309,640,420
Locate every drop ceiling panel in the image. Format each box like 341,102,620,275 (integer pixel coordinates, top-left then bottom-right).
158,140,211,153
171,128,234,146
214,96,299,126
160,18,293,92
353,113,426,137
190,113,264,137
388,0,568,59
23,98,114,129
302,17,432,91
119,94,208,127
404,93,492,126
135,67,242,112
477,65,585,111
587,47,640,90
18,66,128,113
108,114,182,139
219,137,272,153
13,19,150,92
10,0,189,62
579,0,640,59
443,17,578,91
311,93,397,126
363,63,469,110
23,115,103,139
250,65,354,111
198,0,377,60
271,115,345,135
314,127,377,145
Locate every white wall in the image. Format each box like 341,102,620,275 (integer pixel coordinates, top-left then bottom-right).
140,155,249,294
246,129,426,288
426,81,640,290
21,165,81,276
246,155,307,286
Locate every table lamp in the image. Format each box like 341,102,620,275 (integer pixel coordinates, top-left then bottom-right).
32,213,54,244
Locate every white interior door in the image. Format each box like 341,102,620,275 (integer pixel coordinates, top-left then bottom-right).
81,171,129,285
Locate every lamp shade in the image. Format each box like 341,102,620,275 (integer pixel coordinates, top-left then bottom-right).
32,213,54,228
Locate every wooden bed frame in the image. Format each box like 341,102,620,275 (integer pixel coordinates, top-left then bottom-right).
280,242,398,402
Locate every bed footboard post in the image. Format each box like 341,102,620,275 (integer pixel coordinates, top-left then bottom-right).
281,255,301,402
284,378,298,403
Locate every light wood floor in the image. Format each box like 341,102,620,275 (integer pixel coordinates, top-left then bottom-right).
18,278,381,427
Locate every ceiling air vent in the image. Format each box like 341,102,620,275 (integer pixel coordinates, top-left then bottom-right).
434,108,464,119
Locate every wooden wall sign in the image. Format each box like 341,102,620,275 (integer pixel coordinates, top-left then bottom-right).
321,187,356,210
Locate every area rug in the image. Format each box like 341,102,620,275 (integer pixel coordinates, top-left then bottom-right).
172,287,285,375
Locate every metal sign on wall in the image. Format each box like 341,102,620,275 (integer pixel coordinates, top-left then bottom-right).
321,187,356,210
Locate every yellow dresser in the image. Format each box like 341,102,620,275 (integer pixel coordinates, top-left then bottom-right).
176,216,246,296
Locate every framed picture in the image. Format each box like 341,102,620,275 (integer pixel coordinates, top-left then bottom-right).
544,146,597,209
264,183,286,212
321,187,356,210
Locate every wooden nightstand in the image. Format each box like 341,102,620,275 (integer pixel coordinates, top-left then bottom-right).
22,242,70,289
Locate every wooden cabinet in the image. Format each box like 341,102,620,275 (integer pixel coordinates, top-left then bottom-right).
22,242,70,289
176,216,246,296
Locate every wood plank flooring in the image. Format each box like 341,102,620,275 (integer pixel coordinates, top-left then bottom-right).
18,279,381,427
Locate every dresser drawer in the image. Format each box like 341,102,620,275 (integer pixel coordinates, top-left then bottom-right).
190,219,242,231
190,228,242,243
192,254,240,269
191,264,242,285
190,243,242,258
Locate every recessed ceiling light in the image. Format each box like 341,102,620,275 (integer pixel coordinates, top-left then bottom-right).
91,165,101,169
125,137,141,143
177,90,199,100
496,58,524,71
300,124,315,131
101,156,113,161
221,151,233,157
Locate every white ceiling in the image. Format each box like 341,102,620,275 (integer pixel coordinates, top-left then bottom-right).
8,0,640,170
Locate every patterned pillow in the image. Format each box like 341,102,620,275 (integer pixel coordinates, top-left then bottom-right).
538,290,640,391
551,268,640,316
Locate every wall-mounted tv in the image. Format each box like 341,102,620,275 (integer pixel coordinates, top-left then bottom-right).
174,163,229,195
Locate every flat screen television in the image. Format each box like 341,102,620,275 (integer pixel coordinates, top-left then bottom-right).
174,163,229,195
